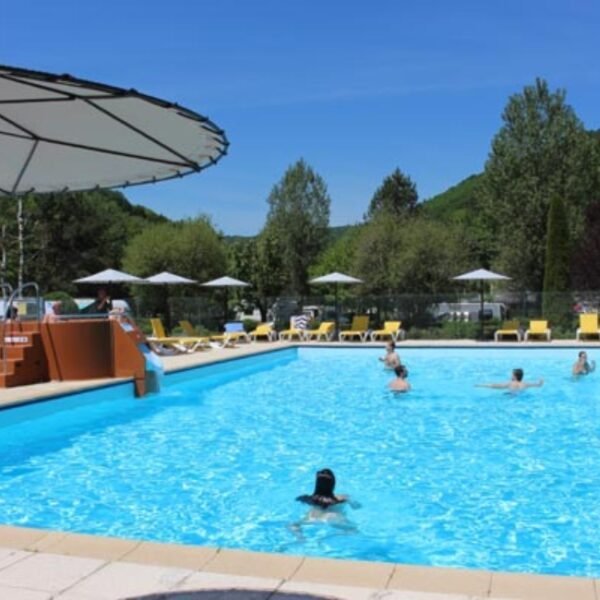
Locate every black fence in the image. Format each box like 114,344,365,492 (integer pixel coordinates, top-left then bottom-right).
128,290,599,340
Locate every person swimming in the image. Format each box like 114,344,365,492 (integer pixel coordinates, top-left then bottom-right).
476,368,543,391
379,341,401,369
389,364,411,393
296,468,347,509
572,351,596,376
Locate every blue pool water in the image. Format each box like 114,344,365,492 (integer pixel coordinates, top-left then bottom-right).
1,347,600,576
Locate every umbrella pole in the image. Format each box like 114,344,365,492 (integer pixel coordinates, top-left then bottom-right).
223,287,228,326
335,283,339,341
479,281,484,341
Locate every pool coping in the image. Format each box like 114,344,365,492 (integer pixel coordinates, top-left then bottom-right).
2,339,600,599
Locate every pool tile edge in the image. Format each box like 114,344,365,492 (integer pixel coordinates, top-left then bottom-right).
0,525,596,599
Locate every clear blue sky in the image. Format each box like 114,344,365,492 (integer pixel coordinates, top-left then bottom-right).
3,1,599,234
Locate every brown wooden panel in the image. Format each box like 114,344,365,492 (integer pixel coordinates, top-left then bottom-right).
42,320,113,380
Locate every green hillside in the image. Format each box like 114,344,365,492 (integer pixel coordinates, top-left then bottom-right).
421,173,483,223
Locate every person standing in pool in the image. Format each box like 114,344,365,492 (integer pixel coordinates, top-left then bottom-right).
389,364,411,393
379,341,401,369
476,368,543,391
573,351,596,376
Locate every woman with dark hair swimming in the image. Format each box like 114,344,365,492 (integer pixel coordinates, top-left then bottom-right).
296,468,347,509
290,469,359,540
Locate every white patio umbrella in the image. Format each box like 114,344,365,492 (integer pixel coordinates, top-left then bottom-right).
73,268,144,284
0,64,228,290
309,272,363,339
201,276,250,324
73,269,145,315
145,271,197,330
145,271,196,285
453,268,511,339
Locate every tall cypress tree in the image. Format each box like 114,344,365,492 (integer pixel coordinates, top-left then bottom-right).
542,196,571,324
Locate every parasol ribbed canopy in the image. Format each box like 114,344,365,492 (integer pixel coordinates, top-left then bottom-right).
0,64,228,196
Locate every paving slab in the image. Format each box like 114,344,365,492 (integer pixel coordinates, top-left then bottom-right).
275,579,378,599
0,586,53,600
0,525,49,549
203,548,303,579
489,570,596,599
0,551,105,593
388,565,492,597
122,541,218,570
176,570,281,598
35,532,140,561
292,556,394,588
0,546,31,570
59,560,191,599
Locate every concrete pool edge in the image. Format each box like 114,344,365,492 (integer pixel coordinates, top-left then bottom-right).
2,340,600,599
0,525,597,599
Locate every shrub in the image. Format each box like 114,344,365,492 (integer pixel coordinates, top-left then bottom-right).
44,291,79,315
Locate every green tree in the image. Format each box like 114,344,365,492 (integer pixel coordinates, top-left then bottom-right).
309,226,362,278
353,215,472,325
123,217,226,324
480,78,597,289
353,215,470,295
542,196,571,323
365,168,418,221
252,225,287,320
0,189,167,293
265,159,330,294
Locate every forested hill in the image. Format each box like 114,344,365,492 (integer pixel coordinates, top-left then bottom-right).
420,173,483,222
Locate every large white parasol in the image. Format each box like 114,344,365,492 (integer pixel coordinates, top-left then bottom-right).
201,276,250,324
145,271,196,285
145,271,197,330
0,64,228,291
74,268,144,284
309,272,363,338
0,64,228,195
453,268,511,339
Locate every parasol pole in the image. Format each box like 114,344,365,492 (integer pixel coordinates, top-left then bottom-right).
335,282,340,341
479,280,485,341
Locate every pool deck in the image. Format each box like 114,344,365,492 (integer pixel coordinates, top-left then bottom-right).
1,339,599,599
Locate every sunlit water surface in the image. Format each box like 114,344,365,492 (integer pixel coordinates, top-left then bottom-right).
1,347,600,576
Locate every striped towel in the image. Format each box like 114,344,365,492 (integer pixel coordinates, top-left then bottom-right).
291,315,308,330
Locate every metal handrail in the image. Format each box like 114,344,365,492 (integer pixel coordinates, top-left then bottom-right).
1,282,42,378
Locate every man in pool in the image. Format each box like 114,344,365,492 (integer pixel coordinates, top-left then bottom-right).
389,364,411,393
572,351,596,376
476,368,543,391
379,341,401,369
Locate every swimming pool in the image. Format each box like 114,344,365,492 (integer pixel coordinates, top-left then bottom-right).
1,346,600,577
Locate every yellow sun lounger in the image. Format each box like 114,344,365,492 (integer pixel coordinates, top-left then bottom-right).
249,323,277,342
576,313,600,341
303,321,335,341
524,320,551,342
339,315,369,342
187,321,250,347
370,321,405,342
148,318,209,352
494,320,521,342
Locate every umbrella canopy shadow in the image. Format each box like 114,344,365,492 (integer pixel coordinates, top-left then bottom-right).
128,589,335,600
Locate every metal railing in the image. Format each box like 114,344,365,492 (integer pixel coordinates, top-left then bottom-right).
1,282,43,379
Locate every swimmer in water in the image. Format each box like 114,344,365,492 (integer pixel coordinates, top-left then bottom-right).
572,351,596,376
379,341,401,369
388,364,411,393
291,469,359,539
476,368,543,392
